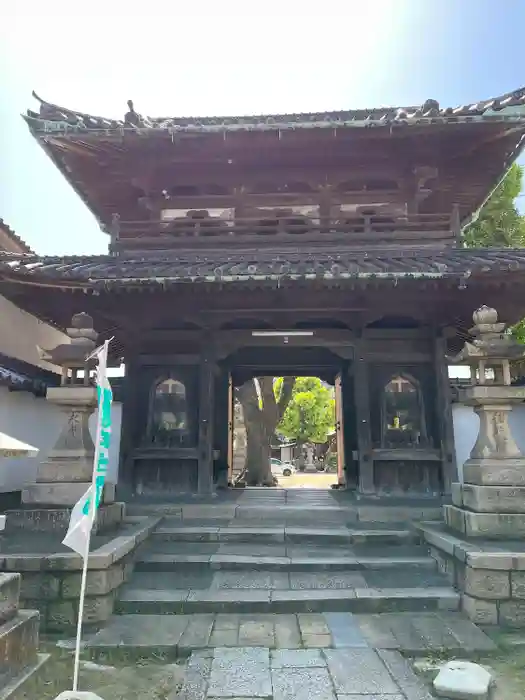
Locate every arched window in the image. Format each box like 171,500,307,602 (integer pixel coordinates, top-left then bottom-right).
381,374,427,448
148,377,188,446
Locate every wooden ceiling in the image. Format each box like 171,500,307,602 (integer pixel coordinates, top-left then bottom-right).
36,121,525,230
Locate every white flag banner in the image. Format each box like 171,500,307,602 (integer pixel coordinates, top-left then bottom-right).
62,485,95,556
62,341,113,557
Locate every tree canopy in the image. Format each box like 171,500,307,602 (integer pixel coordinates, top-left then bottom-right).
463,161,525,343
277,376,335,444
463,163,525,248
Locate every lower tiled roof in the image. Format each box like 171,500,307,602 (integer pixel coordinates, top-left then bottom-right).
1,248,525,287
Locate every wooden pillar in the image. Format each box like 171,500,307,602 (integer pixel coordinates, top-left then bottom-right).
116,357,137,500
451,204,461,244
318,185,333,232
434,333,457,494
198,347,215,495
354,339,374,494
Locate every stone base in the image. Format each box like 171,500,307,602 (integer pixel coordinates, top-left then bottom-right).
0,572,43,691
419,521,525,627
22,481,116,508
444,504,525,538
452,482,525,513
36,457,97,483
463,459,525,486
6,501,125,535
4,516,160,633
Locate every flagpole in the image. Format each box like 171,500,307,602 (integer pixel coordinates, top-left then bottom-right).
72,340,109,692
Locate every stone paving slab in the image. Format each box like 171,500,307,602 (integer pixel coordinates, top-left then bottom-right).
324,648,400,695
377,649,434,700
172,645,438,700
207,647,272,698
271,666,335,700
270,649,325,668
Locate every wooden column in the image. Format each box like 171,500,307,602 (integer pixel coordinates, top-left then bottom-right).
198,346,215,495
434,333,457,494
116,357,137,500
318,185,333,232
354,339,374,494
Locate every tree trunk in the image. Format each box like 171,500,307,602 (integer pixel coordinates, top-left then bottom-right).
244,412,274,486
236,376,296,486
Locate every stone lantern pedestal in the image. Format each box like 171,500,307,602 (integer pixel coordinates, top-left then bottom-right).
442,306,525,539
7,313,123,534
420,306,525,627
22,386,115,510
445,383,525,538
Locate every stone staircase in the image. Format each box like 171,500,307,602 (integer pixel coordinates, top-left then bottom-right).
87,489,496,660
0,573,45,696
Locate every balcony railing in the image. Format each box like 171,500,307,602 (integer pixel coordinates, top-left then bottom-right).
109,212,460,252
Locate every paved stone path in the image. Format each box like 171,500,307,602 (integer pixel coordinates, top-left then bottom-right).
87,611,495,658
177,646,434,699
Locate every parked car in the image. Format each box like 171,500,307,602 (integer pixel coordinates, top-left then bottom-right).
270,458,295,477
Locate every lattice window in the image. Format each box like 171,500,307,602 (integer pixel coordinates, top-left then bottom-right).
148,377,189,446
380,373,427,448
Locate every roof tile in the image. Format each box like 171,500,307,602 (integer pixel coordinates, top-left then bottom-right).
1,248,525,288
24,87,525,136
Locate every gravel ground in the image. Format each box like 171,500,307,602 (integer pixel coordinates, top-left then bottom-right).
11,644,186,700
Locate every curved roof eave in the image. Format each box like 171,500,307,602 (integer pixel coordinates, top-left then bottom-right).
23,87,525,136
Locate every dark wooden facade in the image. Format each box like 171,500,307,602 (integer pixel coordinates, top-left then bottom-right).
1,88,525,497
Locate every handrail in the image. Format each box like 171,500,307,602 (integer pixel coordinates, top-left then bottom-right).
112,212,455,243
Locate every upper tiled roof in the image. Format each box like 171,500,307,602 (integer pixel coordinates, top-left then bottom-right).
0,219,34,254
24,87,525,135
1,247,525,288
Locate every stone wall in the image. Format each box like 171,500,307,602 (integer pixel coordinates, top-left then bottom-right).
421,523,525,628
3,515,160,633
20,553,135,632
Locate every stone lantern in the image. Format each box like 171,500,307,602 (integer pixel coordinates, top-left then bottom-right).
445,305,525,538
12,313,122,533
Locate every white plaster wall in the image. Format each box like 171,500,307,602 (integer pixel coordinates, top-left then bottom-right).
0,294,68,373
0,387,122,492
452,402,525,482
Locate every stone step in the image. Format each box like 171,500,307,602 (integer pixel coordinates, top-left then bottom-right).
152,523,420,546
86,610,494,660
135,541,435,572
136,551,437,572
115,585,459,615
127,501,443,523
0,610,40,679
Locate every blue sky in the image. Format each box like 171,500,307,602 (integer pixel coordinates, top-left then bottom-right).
0,0,524,255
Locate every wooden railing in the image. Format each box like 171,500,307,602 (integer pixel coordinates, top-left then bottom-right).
109,212,460,252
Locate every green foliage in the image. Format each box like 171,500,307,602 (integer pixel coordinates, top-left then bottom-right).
463,162,525,344
463,163,525,248
276,376,335,444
